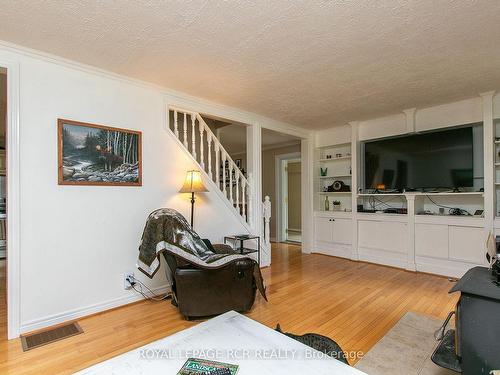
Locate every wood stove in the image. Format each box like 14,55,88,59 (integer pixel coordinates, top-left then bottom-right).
432,267,500,374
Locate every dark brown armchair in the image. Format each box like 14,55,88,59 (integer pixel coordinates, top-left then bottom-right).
163,242,257,320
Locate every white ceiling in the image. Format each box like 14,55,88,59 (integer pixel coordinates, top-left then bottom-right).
1,1,500,129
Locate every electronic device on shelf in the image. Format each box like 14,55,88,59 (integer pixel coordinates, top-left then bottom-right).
449,208,470,216
362,123,483,192
474,209,484,217
383,208,407,214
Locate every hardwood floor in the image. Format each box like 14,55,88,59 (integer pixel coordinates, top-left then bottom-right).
0,243,458,374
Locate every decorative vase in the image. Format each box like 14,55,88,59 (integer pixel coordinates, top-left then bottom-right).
320,167,328,176
324,196,330,211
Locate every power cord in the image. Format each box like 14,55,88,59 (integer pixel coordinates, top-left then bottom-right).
425,195,471,216
368,195,406,210
127,276,172,302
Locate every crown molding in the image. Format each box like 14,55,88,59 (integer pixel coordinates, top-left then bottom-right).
0,39,311,140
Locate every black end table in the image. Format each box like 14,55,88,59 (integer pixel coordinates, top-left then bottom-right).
224,234,260,265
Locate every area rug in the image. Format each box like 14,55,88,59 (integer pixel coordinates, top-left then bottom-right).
355,312,456,375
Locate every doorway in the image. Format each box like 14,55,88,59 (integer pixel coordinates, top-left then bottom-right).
277,154,302,243
283,158,302,242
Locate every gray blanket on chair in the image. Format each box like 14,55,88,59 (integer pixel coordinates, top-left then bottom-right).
137,208,267,299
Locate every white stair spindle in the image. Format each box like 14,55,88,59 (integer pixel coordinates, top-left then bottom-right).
222,153,227,196
191,115,197,159
199,123,205,169
247,173,253,226
242,182,246,219
173,111,179,138
235,171,240,213
183,112,188,148
215,144,220,186
229,163,233,204
207,133,213,179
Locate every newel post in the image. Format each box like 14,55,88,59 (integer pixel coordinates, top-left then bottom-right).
263,195,271,245
247,172,253,227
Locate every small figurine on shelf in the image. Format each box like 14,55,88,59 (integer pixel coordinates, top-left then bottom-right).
320,167,328,176
332,200,341,211
326,154,332,159
324,196,330,211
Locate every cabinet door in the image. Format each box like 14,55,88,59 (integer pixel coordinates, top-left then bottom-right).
415,223,448,259
314,217,333,243
331,218,352,245
449,226,485,265
358,220,408,254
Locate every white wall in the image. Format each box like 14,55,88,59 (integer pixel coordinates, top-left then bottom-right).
0,46,252,333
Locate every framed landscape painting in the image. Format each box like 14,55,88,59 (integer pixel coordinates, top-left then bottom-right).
58,119,142,186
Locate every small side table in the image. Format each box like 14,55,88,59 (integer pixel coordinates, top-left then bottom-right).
224,235,260,265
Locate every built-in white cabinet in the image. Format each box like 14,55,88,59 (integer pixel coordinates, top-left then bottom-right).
415,223,449,259
414,217,487,276
313,214,352,259
358,219,408,254
357,218,409,269
312,210,488,277
448,226,485,264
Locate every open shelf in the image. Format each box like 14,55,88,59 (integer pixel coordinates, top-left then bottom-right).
358,193,404,197
358,191,483,197
318,175,352,179
315,142,353,213
318,191,352,195
318,156,351,162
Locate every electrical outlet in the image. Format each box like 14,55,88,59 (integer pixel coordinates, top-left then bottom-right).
124,271,135,290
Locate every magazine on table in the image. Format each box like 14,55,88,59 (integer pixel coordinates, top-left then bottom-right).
177,358,239,375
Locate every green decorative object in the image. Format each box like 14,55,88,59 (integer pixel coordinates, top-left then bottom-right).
332,200,341,211
320,167,328,176
324,195,330,211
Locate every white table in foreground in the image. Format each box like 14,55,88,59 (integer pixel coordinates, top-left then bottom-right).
75,311,366,374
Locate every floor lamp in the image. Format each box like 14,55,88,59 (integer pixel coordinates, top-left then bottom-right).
179,170,208,228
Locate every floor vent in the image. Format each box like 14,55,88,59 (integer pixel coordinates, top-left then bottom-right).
20,322,83,351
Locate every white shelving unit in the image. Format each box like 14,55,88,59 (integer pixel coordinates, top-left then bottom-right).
495,118,500,217
315,142,352,212
312,99,493,278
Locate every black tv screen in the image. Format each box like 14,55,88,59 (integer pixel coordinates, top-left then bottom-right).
363,126,480,190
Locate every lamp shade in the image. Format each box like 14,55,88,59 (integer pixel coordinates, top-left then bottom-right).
179,170,209,193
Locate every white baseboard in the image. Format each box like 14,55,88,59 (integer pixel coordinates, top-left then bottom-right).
313,242,352,259
415,256,477,278
358,247,408,270
19,284,171,334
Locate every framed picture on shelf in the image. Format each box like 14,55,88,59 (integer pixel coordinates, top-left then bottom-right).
58,119,142,186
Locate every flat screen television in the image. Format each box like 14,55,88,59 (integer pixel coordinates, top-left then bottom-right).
363,124,483,191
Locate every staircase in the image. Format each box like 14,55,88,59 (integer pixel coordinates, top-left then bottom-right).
166,107,272,261
168,106,253,224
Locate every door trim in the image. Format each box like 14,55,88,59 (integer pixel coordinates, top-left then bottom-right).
275,152,300,242
1,58,21,339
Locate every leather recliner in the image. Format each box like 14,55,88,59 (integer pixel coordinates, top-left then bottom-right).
163,243,257,319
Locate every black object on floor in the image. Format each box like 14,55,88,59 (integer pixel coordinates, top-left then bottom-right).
20,322,83,351
431,329,461,373
275,324,349,365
